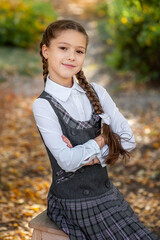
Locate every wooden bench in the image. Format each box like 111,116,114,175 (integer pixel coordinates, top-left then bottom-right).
29,210,69,240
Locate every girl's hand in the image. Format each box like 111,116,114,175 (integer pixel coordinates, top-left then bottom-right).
84,157,100,166
62,134,105,149
62,135,101,165
62,135,73,148
94,134,105,149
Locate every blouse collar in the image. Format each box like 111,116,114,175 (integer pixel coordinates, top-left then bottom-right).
45,75,86,102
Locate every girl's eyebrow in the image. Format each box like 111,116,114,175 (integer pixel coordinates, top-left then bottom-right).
57,42,86,50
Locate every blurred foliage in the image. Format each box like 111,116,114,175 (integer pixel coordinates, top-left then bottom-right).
96,0,160,83
0,0,57,48
93,1,108,18
0,46,41,78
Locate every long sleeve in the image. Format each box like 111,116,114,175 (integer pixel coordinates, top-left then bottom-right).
33,98,101,172
91,83,136,167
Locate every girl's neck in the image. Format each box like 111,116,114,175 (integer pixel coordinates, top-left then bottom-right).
49,75,74,88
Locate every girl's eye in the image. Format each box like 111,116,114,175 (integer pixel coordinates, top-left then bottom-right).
59,47,84,54
77,50,84,54
59,47,67,50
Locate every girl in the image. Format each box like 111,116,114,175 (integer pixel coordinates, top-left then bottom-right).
33,19,159,240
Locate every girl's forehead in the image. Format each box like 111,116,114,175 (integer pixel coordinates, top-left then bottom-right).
50,29,87,47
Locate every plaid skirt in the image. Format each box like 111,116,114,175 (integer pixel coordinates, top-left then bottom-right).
47,181,159,240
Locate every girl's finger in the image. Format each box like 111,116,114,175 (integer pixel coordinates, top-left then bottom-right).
68,142,73,147
62,135,67,140
62,135,73,148
62,135,69,143
67,144,72,148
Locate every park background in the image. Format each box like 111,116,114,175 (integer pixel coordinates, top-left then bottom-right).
0,0,160,239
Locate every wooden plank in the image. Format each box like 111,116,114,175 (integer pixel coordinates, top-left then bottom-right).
29,210,68,236
42,232,69,240
31,229,42,240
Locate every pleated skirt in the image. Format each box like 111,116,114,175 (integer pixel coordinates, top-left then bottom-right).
47,181,159,240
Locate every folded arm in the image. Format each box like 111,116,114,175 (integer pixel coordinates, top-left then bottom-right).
62,134,103,166
91,83,136,166
33,99,104,172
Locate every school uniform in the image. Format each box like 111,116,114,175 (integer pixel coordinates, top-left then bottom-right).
33,76,159,240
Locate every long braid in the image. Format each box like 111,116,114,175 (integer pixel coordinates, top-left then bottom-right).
76,70,103,114
42,57,48,86
76,69,129,166
40,42,48,86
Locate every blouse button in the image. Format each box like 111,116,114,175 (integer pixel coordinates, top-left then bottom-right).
83,189,90,196
105,181,110,188
95,122,99,128
79,168,84,173
71,129,77,136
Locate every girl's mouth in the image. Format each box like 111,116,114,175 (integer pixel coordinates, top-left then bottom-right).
62,63,76,69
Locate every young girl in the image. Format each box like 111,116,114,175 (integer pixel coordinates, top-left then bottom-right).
33,19,159,240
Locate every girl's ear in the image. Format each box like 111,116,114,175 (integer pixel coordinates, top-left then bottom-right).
42,44,48,59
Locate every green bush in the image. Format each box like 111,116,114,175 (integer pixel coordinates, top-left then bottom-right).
0,0,57,48
97,0,160,83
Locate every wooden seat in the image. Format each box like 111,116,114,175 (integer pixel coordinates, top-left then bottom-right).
29,210,69,240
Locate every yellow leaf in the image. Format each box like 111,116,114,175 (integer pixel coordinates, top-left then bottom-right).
44,182,49,189
149,182,155,188
121,17,128,24
24,212,33,217
38,184,43,190
13,223,18,227
10,196,15,201
30,206,39,212
153,142,159,149
13,188,19,194
35,192,39,198
25,188,34,198
39,166,44,171
13,152,20,158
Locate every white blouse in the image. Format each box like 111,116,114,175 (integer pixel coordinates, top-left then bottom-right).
33,75,136,172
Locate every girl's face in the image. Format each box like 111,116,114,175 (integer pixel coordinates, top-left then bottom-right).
42,29,87,87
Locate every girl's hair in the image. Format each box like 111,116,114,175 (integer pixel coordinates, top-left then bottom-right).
40,19,130,166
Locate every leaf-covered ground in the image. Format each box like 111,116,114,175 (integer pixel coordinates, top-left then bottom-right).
0,90,49,239
0,83,160,239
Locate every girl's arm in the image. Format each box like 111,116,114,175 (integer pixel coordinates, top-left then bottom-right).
62,135,102,166
91,82,136,166
33,98,104,172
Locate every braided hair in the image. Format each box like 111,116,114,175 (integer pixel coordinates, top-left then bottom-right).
76,69,130,165
39,19,130,165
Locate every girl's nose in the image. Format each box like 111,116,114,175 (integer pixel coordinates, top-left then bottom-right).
67,51,76,61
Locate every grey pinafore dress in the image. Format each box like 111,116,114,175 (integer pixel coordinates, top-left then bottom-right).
37,90,159,240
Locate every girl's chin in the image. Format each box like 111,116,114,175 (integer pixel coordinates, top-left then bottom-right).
60,71,78,78
60,74,74,79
